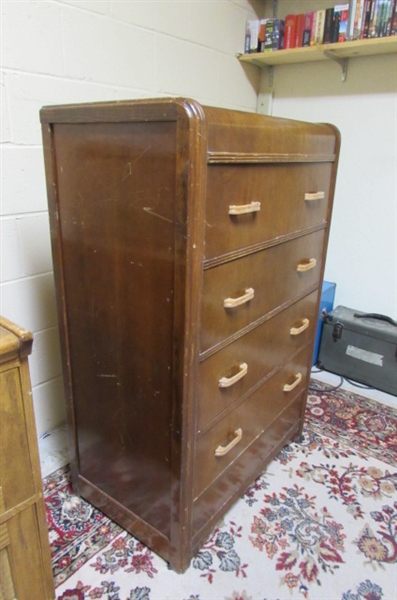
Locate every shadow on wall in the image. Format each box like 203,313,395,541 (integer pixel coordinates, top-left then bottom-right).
256,53,397,99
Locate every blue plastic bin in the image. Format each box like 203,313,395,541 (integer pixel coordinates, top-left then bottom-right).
312,281,336,365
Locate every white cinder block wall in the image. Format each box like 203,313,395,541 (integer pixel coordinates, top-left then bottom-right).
1,0,262,436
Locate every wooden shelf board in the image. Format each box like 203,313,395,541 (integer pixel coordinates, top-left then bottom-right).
239,36,397,68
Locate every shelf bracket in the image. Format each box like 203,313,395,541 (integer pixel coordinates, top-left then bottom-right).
323,51,349,82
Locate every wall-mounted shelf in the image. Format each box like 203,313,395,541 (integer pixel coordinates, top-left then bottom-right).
238,36,397,83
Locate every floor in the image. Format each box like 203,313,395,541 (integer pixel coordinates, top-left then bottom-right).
38,423,69,478
37,369,396,479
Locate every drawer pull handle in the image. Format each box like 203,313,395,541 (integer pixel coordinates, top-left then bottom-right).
228,201,261,215
304,191,325,202
283,372,302,392
215,428,243,457
224,288,254,308
218,363,248,388
290,318,310,336
297,258,317,272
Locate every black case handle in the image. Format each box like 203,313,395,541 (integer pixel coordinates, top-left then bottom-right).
354,312,397,327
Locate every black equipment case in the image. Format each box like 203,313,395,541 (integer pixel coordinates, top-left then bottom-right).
317,306,397,396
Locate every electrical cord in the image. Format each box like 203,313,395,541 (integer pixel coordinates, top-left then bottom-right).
309,366,374,393
309,375,344,392
343,377,374,390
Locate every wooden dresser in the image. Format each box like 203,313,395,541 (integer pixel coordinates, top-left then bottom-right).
40,98,340,573
0,317,55,599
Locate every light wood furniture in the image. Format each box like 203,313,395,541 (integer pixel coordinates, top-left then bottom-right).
0,317,55,600
40,98,340,573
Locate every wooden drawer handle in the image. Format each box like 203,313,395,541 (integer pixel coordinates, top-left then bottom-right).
283,372,302,392
224,288,254,308
297,258,317,272
215,428,243,457
228,201,261,215
304,191,325,202
290,318,310,336
218,363,248,388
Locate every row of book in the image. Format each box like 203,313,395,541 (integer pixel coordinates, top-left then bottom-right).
244,0,397,53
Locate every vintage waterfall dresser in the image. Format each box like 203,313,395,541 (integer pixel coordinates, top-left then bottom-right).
40,98,340,572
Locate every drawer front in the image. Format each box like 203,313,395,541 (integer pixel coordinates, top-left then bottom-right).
197,290,318,433
0,367,35,511
201,229,325,353
3,504,51,600
193,346,311,499
192,392,303,539
205,162,333,259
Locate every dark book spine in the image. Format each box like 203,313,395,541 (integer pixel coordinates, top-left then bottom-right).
302,12,313,46
323,8,335,43
390,0,397,33
264,19,274,51
274,19,285,50
332,10,341,42
362,0,373,37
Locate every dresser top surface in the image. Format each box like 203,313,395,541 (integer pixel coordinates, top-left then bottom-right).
0,317,33,362
40,97,339,160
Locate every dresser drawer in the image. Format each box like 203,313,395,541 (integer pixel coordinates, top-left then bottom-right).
201,229,324,353
205,162,333,259
193,346,311,499
197,290,318,433
192,392,303,539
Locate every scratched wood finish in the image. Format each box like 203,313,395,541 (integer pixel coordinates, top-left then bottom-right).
204,162,333,260
40,98,340,573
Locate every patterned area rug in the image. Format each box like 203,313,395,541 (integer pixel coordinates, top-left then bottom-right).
44,383,397,600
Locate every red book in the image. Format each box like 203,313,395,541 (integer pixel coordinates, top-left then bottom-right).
283,14,297,48
295,13,305,47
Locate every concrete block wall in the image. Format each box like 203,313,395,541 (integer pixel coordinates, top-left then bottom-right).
1,0,262,436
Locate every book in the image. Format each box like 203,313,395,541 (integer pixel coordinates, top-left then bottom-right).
302,12,313,46
283,14,297,49
323,7,335,43
390,0,397,34
315,9,326,44
264,19,274,51
273,19,285,50
338,4,349,42
379,0,394,36
385,0,397,34
258,18,267,52
346,0,357,39
295,13,305,47
310,11,318,45
368,0,380,37
245,19,260,53
334,4,350,41
263,19,285,51
362,0,373,37
353,0,366,39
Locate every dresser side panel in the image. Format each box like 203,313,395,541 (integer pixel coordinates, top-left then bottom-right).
50,121,178,538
